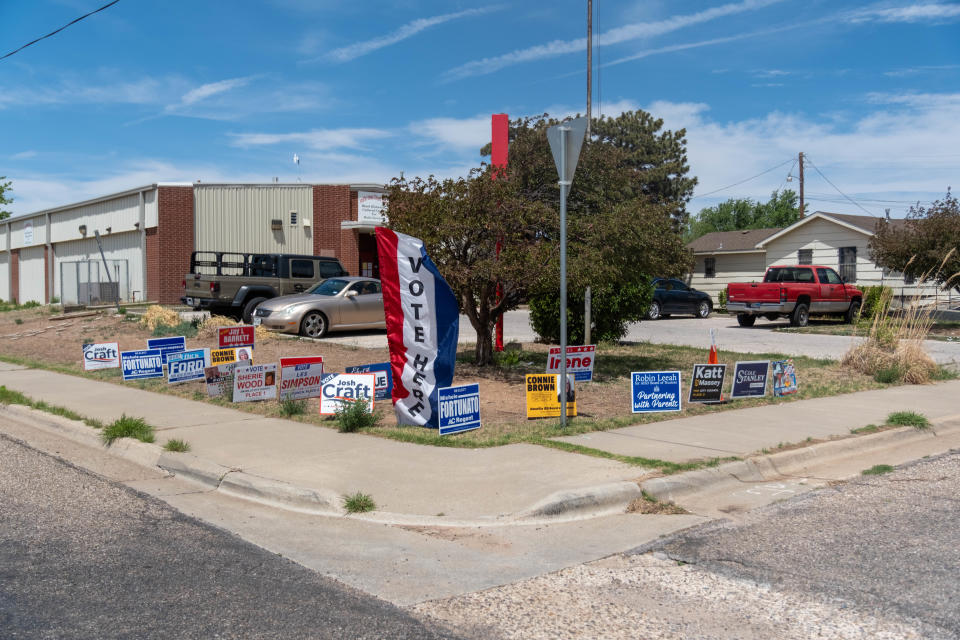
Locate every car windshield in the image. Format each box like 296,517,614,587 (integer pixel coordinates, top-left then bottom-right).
307,279,349,296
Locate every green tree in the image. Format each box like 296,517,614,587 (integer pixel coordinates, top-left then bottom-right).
0,177,13,220
686,189,803,241
869,190,960,290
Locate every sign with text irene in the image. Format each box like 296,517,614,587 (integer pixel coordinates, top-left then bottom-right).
772,359,799,397
319,373,376,415
167,349,209,384
218,325,256,349
120,349,164,381
631,371,682,413
546,345,596,382
689,364,726,403
345,362,392,401
232,363,277,402
278,356,324,400
82,342,119,371
204,362,236,398
525,374,577,419
147,336,186,366
436,383,481,436
731,361,770,399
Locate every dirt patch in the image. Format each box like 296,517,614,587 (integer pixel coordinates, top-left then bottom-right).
626,496,688,515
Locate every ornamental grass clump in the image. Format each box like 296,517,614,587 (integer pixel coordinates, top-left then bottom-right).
335,397,380,432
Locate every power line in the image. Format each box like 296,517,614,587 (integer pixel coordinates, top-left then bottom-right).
804,156,877,217
692,157,795,199
0,0,121,62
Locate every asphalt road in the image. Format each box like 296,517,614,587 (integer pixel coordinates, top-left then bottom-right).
0,434,463,640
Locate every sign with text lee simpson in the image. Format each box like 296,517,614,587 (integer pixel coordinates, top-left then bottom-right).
731,361,770,399
525,374,577,419
218,325,256,349
121,349,164,381
631,371,682,413
167,349,210,384
689,364,726,403
147,336,186,366
82,342,119,371
436,383,481,436
546,345,596,382
232,363,277,402
319,373,376,415
278,356,324,400
345,363,392,401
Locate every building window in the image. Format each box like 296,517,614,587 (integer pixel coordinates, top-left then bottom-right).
904,272,916,285
291,259,314,279
705,257,716,278
290,211,298,225
798,249,813,265
838,246,857,283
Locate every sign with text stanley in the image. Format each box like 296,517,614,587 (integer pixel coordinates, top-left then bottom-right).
731,361,770,399
689,364,726,403
218,326,255,349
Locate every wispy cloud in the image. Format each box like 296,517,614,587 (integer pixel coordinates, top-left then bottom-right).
178,77,253,107
845,3,960,23
321,6,501,63
442,0,784,81
884,64,960,76
229,128,390,151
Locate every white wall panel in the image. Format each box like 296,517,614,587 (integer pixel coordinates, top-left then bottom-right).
194,186,314,254
690,253,767,303
0,254,8,301
18,246,46,303
48,190,151,244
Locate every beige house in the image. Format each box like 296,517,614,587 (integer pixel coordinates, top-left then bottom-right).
687,212,915,304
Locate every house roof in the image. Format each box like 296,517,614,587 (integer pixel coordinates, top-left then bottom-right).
756,211,906,247
686,227,781,253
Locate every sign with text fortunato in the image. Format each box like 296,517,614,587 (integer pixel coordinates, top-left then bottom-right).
689,364,726,403
279,356,324,400
121,349,164,381
345,362,392,401
233,363,277,402
731,361,770,399
218,325,256,349
631,371,682,413
147,336,186,366
167,349,210,384
82,342,119,371
546,345,595,382
319,373,376,415
436,383,481,436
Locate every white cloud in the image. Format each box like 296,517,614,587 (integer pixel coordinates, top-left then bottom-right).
443,0,784,80
0,77,177,109
178,77,253,106
410,115,491,149
229,127,390,151
845,3,960,23
12,151,38,159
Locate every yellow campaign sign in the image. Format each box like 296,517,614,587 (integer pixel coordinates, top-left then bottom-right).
525,373,577,419
211,347,254,366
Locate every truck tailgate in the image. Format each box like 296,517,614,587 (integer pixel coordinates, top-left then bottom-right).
727,282,781,303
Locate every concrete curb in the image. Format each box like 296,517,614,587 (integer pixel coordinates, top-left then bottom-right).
513,482,645,520
218,471,342,515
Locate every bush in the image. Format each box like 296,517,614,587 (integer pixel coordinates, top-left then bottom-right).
529,280,653,344
335,397,380,432
717,289,727,311
279,397,308,416
151,320,198,338
859,285,892,320
102,414,155,445
342,492,376,513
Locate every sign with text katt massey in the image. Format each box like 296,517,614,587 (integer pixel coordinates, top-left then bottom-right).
204,362,236,398
772,359,799,397
631,371,682,413
319,373,376,415
525,374,576,419
232,363,277,402
436,383,481,436
120,349,164,381
147,336,186,366
218,325,256,349
82,342,119,371
689,364,726,403
211,347,254,366
167,348,210,384
278,356,324,400
546,345,596,382
731,361,770,399
345,362,393,401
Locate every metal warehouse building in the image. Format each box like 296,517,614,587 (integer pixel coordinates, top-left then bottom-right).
0,182,387,305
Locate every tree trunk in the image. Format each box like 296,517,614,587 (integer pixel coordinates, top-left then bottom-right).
475,326,494,366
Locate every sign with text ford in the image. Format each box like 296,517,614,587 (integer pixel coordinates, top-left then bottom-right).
167,349,210,384
631,371,682,413
436,383,481,436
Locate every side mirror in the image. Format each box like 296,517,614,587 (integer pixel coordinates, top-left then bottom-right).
345,290,358,298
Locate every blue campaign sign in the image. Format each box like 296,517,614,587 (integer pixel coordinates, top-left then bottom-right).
345,362,393,401
121,349,164,381
147,336,186,365
731,361,770,399
631,371,682,413
167,349,208,384
436,383,481,436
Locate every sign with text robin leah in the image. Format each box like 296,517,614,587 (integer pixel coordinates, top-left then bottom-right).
319,373,376,415
82,342,119,371
279,356,324,400
525,374,577,419
121,349,164,381
232,363,277,402
167,348,210,384
731,361,770,399
689,364,726,403
218,325,256,349
772,359,799,397
204,362,236,398
631,371,682,413
546,345,596,382
436,383,481,436
345,362,393,401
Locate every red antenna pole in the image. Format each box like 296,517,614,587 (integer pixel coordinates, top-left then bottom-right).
491,114,509,352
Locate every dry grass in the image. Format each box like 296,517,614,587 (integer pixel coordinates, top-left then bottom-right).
627,492,688,514
139,305,181,331
198,314,274,342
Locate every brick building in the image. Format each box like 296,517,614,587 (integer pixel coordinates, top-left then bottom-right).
0,182,386,305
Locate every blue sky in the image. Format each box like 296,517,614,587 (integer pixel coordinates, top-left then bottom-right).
2,0,959,218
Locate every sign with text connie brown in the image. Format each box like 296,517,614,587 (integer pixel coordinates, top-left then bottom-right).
689,364,726,403
731,361,770,399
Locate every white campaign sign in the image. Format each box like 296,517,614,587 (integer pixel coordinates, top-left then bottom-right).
83,342,120,371
232,363,278,402
319,373,376,415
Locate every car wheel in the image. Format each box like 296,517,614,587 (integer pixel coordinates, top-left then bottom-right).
300,311,328,338
844,300,861,324
647,301,661,320
737,313,756,327
790,303,809,327
242,297,266,324
696,301,711,318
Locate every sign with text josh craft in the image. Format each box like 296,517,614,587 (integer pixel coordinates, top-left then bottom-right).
731,361,770,399
279,356,324,400
436,383,481,436
319,373,376,415
525,374,577,419
232,363,277,402
82,342,119,371
218,325,256,349
631,371,682,413
689,364,726,403
546,345,596,382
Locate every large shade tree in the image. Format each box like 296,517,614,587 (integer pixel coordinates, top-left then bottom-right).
685,189,803,241
0,177,12,220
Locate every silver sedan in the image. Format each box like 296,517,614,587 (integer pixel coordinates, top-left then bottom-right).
253,277,386,338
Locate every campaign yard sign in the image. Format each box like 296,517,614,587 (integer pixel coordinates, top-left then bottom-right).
546,345,596,382
731,361,770,399
82,342,119,371
525,374,577,419
211,347,253,366
436,384,481,436
279,356,324,400
772,359,799,397
219,325,256,349
147,336,186,366
689,364,727,403
233,363,277,402
319,373,376,415
121,349,164,381
345,362,393,401
204,362,236,398
167,349,209,384
631,371,682,413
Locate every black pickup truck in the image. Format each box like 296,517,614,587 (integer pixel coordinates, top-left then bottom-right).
181,251,348,322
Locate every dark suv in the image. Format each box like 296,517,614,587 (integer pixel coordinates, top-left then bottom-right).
647,278,713,320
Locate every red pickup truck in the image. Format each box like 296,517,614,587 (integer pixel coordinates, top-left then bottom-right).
727,265,862,327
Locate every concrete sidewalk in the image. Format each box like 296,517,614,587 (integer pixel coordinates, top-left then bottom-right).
2,361,959,524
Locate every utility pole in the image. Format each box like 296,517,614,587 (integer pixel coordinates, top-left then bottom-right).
798,151,805,216
586,0,592,138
